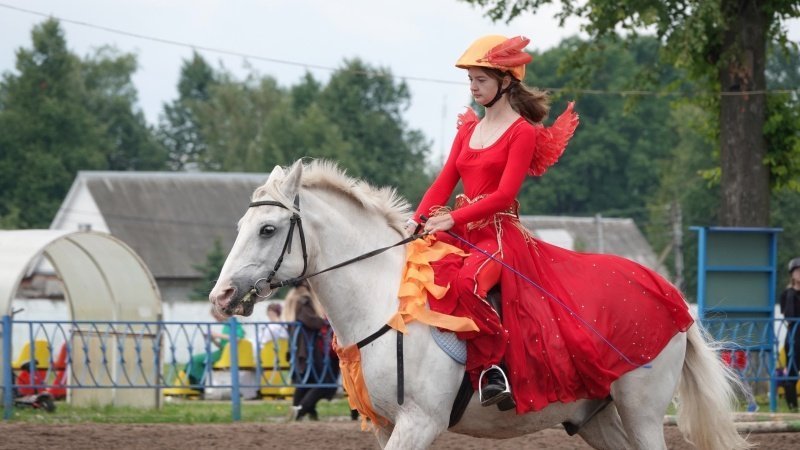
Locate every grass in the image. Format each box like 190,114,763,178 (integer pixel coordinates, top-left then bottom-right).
8,395,799,425
7,397,354,424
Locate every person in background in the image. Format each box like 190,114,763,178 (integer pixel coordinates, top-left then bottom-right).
260,303,289,345
283,280,340,421
185,307,245,387
780,257,800,412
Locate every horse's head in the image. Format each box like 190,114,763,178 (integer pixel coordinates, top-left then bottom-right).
209,161,310,317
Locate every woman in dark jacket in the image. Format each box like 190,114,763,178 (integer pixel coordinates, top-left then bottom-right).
283,280,339,420
780,257,800,412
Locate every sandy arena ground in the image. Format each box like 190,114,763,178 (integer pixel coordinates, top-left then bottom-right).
1,421,798,449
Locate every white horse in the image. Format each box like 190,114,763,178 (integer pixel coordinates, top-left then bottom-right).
210,160,751,450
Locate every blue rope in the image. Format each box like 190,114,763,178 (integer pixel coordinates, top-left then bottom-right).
441,230,652,369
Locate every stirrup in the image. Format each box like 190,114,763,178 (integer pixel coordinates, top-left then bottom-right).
478,364,511,407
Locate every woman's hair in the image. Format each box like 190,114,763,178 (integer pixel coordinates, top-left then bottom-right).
267,302,282,316
281,283,325,322
484,67,550,123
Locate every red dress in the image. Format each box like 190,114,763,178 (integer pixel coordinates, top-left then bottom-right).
413,111,694,414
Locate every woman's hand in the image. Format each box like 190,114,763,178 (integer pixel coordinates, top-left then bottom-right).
424,214,455,234
404,219,419,235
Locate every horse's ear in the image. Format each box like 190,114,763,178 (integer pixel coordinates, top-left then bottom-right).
281,161,303,198
267,165,285,182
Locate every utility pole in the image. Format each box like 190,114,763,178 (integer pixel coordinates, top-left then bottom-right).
671,201,684,291
595,213,604,253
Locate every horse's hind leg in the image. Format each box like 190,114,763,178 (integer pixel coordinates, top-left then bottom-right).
577,404,632,450
611,333,687,450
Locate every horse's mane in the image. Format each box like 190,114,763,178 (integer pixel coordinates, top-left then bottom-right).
254,160,411,231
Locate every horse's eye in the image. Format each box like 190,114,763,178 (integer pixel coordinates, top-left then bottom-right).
259,225,276,237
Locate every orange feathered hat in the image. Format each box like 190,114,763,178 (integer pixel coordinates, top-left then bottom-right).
455,35,533,81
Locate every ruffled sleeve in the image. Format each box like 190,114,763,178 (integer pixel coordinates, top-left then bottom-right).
456,107,479,129
529,101,579,177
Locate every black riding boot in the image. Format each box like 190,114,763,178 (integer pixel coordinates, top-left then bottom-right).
480,365,515,411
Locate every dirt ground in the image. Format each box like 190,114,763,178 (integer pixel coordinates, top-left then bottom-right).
1,421,798,449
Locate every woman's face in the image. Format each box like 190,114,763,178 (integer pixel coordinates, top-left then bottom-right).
468,67,501,106
792,268,800,285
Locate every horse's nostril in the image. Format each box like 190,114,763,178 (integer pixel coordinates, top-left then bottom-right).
211,286,237,307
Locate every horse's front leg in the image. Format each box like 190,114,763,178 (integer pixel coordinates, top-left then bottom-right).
383,406,448,450
375,423,393,448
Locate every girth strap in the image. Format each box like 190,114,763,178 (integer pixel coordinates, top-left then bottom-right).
356,324,404,405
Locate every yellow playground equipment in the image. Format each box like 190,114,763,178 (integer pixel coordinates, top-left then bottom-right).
213,338,256,369
259,338,294,399
12,339,51,370
164,338,296,399
777,346,800,396
163,369,201,397
165,339,258,397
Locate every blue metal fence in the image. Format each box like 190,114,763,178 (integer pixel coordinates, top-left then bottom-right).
2,316,799,420
1,316,338,420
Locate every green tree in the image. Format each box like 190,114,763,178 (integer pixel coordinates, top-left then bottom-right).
193,73,292,170
183,59,432,204
0,19,165,228
0,19,109,228
157,52,218,170
646,43,800,297
83,46,167,170
315,59,432,203
517,36,680,226
191,237,226,300
645,102,719,297
461,0,800,226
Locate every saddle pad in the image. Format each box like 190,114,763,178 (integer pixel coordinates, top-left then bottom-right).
430,326,467,365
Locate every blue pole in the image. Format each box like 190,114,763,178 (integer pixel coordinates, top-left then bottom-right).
228,317,240,421
768,232,779,412
3,315,13,420
696,227,707,320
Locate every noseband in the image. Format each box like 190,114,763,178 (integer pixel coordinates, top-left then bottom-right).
248,194,308,298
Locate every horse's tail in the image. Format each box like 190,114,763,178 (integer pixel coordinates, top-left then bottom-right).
676,323,753,450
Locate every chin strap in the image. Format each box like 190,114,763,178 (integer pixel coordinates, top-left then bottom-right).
484,84,510,108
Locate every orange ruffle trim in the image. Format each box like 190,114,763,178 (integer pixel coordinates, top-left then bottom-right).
334,236,478,431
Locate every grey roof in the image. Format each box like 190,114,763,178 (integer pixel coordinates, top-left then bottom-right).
520,215,666,275
82,172,267,278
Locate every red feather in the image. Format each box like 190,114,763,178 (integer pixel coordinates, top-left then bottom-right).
456,107,479,129
479,36,532,67
529,102,579,177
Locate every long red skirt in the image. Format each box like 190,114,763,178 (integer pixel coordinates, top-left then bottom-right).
427,216,694,414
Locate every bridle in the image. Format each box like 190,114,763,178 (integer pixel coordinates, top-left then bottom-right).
243,194,419,301
246,194,309,299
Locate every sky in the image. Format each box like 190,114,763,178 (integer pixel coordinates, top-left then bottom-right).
1,1,799,167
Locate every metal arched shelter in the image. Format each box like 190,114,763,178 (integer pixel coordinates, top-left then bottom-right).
1,230,162,408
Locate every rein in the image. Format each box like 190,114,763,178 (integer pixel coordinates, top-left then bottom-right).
244,194,422,299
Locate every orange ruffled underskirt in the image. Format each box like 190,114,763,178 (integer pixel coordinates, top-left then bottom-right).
334,236,476,431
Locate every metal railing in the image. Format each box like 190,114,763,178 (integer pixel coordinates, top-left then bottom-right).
2,316,799,420
1,316,337,420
